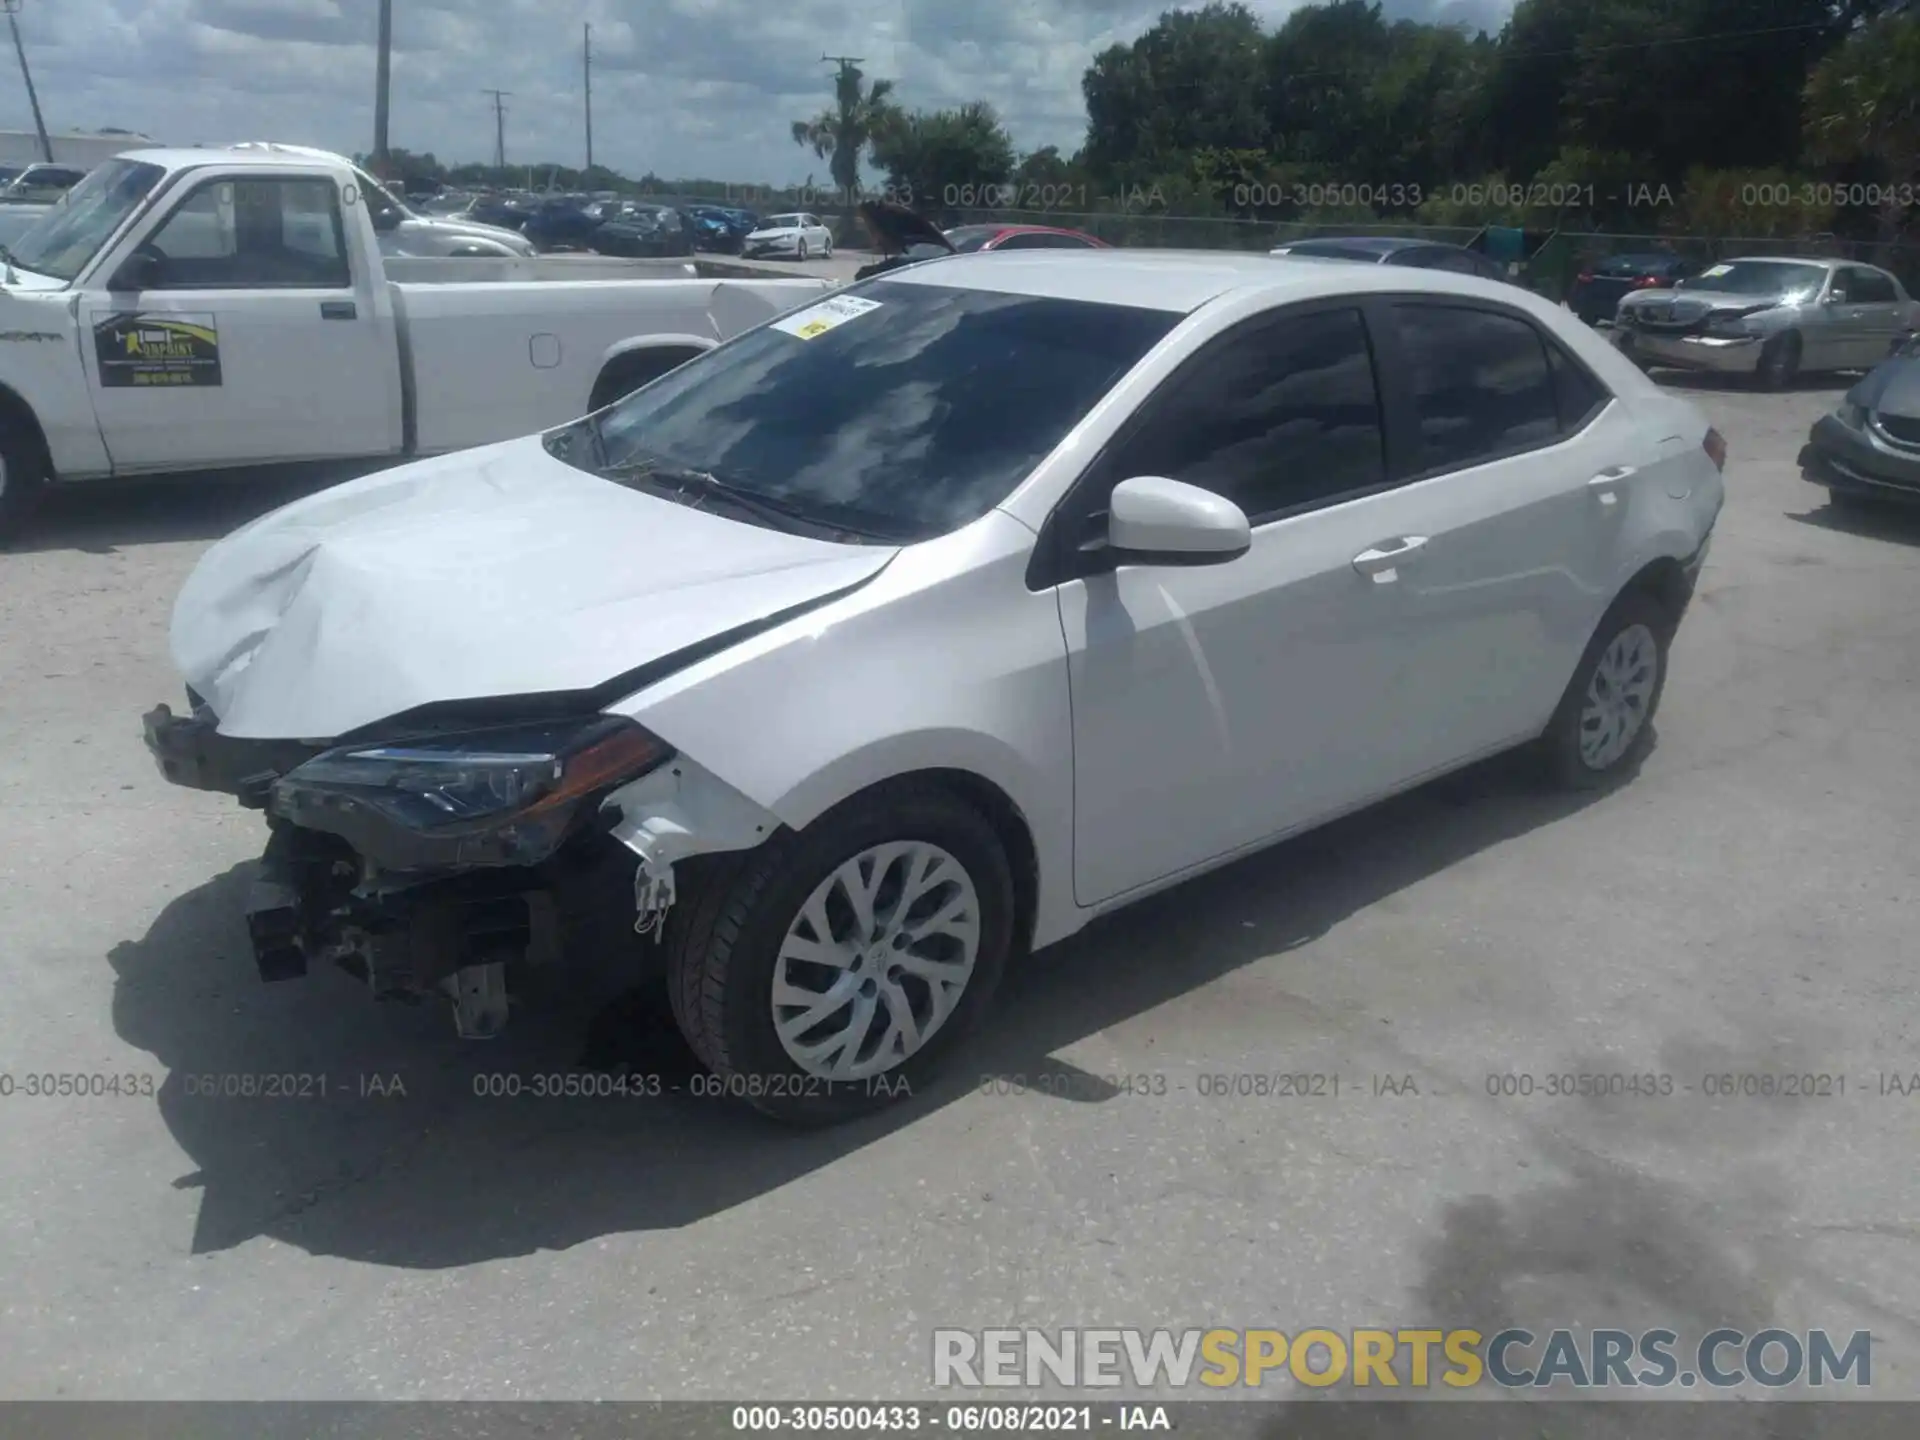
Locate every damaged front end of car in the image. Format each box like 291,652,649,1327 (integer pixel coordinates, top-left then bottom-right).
143,696,759,1039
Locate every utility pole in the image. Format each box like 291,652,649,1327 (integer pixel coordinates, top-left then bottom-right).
372,0,393,179
482,88,510,171
583,23,593,176
3,0,52,164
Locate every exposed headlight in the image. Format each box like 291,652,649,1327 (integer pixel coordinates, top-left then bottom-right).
1704,311,1754,336
1835,401,1867,429
272,715,670,870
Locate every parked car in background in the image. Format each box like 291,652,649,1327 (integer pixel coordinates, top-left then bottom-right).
1800,333,1920,505
591,202,695,258
944,223,1110,252
522,195,609,252
0,163,89,202
682,204,757,254
0,164,23,187
463,193,540,231
1567,252,1701,326
1614,257,1919,390
1270,235,1511,282
142,251,1723,1125
744,212,833,260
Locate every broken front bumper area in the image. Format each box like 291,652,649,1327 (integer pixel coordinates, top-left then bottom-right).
143,701,676,1038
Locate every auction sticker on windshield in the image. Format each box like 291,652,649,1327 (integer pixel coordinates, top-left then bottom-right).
772,294,882,341
91,311,222,388
1698,264,1732,279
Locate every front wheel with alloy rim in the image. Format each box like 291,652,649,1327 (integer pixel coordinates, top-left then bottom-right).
797,239,809,261
1538,591,1672,790
666,784,1015,1125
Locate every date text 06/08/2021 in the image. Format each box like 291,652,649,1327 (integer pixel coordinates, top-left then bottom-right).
729,1403,1165,1433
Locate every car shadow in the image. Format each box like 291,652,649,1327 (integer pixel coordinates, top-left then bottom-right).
1786,493,1920,546
108,744,1631,1268
11,464,376,556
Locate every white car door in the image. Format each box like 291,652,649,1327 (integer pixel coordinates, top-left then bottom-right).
1051,302,1438,905
80,170,404,472
1359,298,1663,780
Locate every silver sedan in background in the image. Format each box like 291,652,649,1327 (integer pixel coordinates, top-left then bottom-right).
1614,256,1919,389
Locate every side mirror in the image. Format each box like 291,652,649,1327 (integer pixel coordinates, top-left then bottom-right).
109,250,161,291
370,204,403,234
1106,476,1251,567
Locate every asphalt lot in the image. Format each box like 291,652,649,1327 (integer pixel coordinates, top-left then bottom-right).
3,365,1920,1410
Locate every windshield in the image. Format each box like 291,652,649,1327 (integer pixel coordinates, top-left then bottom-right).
765,214,802,228
1285,241,1390,262
1676,261,1826,296
1595,253,1682,277
8,159,165,282
557,279,1178,540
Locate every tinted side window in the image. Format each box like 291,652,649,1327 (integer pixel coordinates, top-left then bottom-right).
1111,307,1386,521
1392,303,1561,471
1851,268,1898,303
991,233,1051,250
1545,341,1609,429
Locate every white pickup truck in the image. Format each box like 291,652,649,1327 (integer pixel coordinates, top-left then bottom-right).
0,145,834,536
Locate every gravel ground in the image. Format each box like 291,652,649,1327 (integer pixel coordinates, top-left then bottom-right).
2,369,1918,1410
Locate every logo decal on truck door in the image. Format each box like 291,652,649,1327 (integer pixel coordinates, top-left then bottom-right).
92,312,223,388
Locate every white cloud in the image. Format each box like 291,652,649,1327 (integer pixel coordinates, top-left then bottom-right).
0,0,1513,184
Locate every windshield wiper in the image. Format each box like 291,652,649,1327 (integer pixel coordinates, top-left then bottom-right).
601,456,901,541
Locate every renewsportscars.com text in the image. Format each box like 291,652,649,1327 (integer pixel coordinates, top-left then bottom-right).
932,1327,1873,1390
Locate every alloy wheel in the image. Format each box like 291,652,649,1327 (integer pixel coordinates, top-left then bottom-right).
1578,622,1658,770
770,841,981,1080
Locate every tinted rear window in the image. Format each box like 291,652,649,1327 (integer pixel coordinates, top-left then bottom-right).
579,281,1179,538
1286,242,1389,262
1391,304,1562,471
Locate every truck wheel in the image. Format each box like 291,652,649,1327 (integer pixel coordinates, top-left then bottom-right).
666,783,1015,1126
588,348,703,411
0,418,47,544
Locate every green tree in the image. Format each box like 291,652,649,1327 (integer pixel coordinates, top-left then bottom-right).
870,102,1017,216
792,61,902,231
1083,3,1269,183
1804,9,1920,240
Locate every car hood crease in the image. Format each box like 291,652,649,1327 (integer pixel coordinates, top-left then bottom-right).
173,435,898,740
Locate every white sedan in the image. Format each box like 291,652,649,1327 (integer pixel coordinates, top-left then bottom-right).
145,252,1726,1125
742,211,834,260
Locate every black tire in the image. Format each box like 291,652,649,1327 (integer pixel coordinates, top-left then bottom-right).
1757,331,1802,391
1537,590,1674,791
666,783,1016,1126
0,417,48,546
1828,486,1875,511
588,349,701,411
797,239,809,262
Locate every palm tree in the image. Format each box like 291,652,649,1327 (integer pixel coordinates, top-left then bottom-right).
792,63,902,241
1804,11,1920,245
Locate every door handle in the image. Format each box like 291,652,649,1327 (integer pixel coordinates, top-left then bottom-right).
1352,535,1428,583
1588,465,1636,508
320,300,358,320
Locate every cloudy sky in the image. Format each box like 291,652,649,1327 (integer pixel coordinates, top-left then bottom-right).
3,0,1513,185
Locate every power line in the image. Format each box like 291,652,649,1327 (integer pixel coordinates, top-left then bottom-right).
481,88,511,169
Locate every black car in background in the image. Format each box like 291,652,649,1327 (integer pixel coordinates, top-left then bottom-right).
1801,336,1920,506
464,194,538,231
1270,235,1511,281
1568,252,1701,325
590,203,695,258
521,195,610,251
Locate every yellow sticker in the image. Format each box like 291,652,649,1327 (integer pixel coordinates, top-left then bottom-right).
772,294,882,340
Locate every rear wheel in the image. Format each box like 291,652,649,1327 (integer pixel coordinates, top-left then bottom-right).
1538,591,1673,790
1757,331,1802,391
797,238,810,261
666,784,1015,1125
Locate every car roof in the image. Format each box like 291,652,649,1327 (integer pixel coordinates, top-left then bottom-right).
1718,255,1842,269
875,248,1533,314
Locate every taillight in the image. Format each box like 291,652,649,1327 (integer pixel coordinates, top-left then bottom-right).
1576,269,1593,283
1703,427,1727,471
1631,274,1662,288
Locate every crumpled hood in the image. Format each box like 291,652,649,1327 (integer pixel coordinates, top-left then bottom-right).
395,215,532,254
173,435,897,741
1618,288,1790,322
